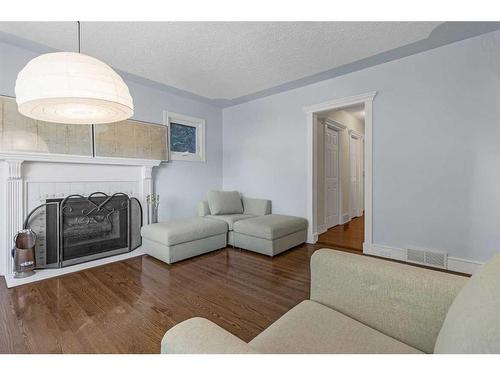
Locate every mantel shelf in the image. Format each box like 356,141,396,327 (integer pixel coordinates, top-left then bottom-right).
0,151,163,167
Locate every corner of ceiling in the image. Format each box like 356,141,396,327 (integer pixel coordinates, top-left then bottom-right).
3,22,499,111
222,22,500,108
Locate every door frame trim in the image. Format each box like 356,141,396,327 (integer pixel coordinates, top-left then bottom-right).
348,129,364,218
304,91,377,253
348,129,364,139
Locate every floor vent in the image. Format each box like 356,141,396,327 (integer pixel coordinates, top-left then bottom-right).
405,247,447,269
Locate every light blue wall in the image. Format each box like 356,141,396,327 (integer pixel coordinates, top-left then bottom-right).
3,30,500,263
0,41,223,220
223,31,500,263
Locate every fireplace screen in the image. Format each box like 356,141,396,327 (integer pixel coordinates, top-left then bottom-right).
24,192,142,268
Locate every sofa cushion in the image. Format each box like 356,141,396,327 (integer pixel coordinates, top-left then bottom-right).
233,214,308,240
207,190,244,215
198,200,211,216
233,230,307,257
249,300,422,354
141,217,227,246
162,318,258,354
242,197,271,216
207,214,255,230
310,249,467,353
434,254,500,353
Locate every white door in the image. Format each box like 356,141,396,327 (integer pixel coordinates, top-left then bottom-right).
325,127,340,228
350,134,363,218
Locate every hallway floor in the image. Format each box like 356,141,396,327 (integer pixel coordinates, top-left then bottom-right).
317,214,364,251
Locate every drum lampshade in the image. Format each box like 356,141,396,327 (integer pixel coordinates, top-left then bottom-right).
15,52,133,124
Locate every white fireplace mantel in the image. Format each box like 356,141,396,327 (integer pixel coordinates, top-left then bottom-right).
0,151,162,284
0,151,162,167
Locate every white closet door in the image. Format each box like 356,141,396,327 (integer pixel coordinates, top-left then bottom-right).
350,134,362,218
325,127,340,228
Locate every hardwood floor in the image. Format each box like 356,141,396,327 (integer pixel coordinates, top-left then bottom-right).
0,245,317,353
0,241,467,354
317,214,364,251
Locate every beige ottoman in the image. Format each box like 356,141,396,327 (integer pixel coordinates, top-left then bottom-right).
141,217,228,264
233,214,308,256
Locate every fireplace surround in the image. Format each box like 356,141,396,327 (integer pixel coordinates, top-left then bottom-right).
1,154,160,287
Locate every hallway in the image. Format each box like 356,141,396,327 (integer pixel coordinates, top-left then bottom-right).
317,215,364,251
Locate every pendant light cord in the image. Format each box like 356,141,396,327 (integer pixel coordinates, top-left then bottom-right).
77,21,81,53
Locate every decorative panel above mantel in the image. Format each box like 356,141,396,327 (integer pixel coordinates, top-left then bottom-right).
94,120,167,161
0,95,93,156
0,95,167,163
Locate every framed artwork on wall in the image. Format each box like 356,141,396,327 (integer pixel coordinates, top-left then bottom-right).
163,111,206,162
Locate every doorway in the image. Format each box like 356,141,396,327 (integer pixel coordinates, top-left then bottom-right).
317,105,365,251
304,91,376,253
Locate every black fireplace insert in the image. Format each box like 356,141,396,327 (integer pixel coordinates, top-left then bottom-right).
24,192,142,268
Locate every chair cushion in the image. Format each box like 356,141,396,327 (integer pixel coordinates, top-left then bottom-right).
249,300,422,354
141,217,227,246
242,197,271,216
207,214,255,230
434,254,500,353
233,214,308,240
311,249,466,353
162,318,258,354
207,190,244,215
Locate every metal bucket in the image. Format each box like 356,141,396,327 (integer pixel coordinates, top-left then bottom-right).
12,229,36,278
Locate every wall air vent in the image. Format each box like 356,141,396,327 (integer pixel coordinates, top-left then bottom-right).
405,247,447,269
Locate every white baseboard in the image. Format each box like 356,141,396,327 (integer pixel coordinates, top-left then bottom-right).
308,232,318,244
364,243,483,275
317,224,327,234
447,256,483,275
4,249,145,288
341,213,351,224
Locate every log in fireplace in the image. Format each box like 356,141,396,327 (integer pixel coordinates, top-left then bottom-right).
24,192,142,268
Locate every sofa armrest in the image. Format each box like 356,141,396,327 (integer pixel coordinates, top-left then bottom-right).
242,197,271,216
161,317,258,354
310,249,467,353
198,201,210,216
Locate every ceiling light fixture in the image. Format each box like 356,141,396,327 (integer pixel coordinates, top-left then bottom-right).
15,21,133,124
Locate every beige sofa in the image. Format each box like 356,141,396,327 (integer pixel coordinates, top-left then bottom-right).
141,191,308,264
161,249,500,354
198,195,271,246
141,217,227,264
199,190,308,256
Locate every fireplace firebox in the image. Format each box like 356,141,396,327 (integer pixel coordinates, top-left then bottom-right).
24,192,142,268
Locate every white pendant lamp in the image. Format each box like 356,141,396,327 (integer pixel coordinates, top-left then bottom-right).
15,22,133,124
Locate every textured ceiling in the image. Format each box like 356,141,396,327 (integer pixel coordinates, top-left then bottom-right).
0,22,440,100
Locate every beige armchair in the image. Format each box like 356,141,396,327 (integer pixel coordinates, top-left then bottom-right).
161,249,500,354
